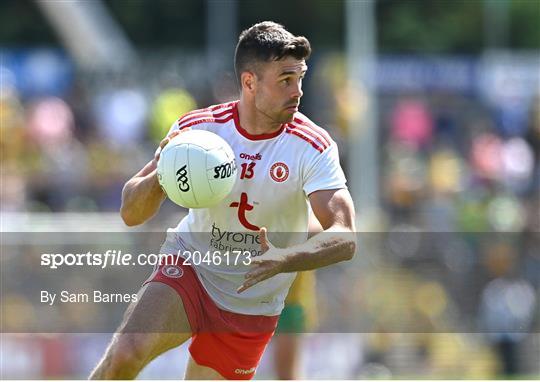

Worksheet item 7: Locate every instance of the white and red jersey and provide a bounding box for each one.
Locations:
[161,101,347,315]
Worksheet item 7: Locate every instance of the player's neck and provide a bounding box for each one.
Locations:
[237,99,282,136]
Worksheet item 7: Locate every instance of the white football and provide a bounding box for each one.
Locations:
[157,130,237,208]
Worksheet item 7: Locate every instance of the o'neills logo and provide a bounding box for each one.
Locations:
[162,265,183,278]
[235,366,256,375]
[240,152,262,161]
[270,162,289,182]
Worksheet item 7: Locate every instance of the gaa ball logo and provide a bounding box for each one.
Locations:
[162,265,183,278]
[270,162,289,183]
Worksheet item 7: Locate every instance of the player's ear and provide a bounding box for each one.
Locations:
[241,71,256,94]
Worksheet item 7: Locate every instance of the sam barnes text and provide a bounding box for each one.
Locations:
[41,290,138,305]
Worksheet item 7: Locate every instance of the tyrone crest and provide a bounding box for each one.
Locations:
[162,265,184,278]
[270,162,289,183]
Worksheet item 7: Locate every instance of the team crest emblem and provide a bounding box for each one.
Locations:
[162,265,183,278]
[270,162,289,183]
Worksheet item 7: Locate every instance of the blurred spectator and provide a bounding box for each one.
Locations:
[479,242,537,376]
[93,87,148,147]
[26,97,88,211]
[390,97,433,149]
[480,277,536,376]
[149,88,196,143]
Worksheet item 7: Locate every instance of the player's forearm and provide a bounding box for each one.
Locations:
[281,227,356,272]
[120,170,166,226]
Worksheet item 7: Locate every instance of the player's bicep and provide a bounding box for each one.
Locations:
[308,188,355,231]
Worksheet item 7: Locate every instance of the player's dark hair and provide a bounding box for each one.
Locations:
[234,21,311,84]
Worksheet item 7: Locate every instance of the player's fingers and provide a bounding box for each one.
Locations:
[237,279,257,293]
[154,147,163,161]
[237,272,269,293]
[245,265,266,279]
[154,137,170,161]
[259,227,267,243]
[237,285,248,293]
[159,130,182,149]
[259,227,269,252]
[155,130,184,160]
[159,137,171,149]
[237,281,253,293]
[168,130,181,140]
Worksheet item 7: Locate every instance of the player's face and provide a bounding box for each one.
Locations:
[254,56,307,124]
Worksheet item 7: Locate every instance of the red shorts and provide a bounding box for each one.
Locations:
[143,258,279,380]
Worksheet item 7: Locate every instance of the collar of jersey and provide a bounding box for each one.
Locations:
[232,101,286,141]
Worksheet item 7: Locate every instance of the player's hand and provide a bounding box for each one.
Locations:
[237,227,289,293]
[153,130,183,163]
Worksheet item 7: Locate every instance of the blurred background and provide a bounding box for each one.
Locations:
[1,0,539,379]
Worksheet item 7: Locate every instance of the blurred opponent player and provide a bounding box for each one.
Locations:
[272,215,321,379]
[90,21,356,380]
[273,272,317,379]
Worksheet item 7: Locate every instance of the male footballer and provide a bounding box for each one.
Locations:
[90,21,356,380]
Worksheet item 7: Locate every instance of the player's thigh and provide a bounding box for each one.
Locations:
[117,282,192,353]
[185,355,226,380]
[273,334,302,372]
